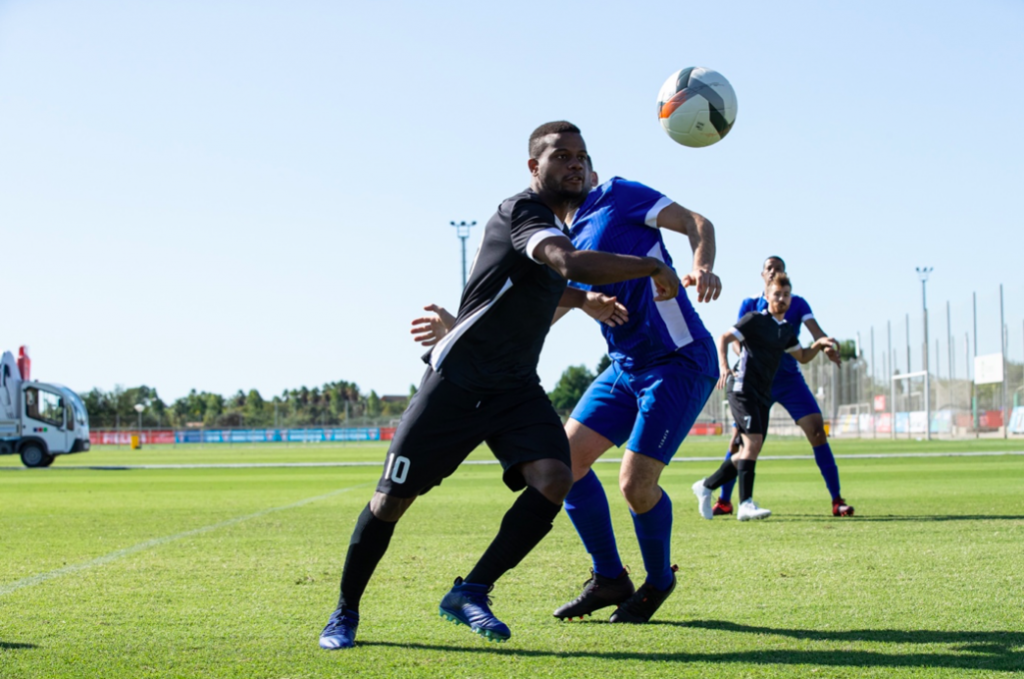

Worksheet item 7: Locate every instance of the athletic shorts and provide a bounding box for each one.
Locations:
[569,345,718,465]
[376,367,571,498]
[728,390,771,437]
[770,370,822,422]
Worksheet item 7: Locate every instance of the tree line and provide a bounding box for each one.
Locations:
[80,380,416,430]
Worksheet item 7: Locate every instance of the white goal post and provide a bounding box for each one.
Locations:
[891,370,931,441]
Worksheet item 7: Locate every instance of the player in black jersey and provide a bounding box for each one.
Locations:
[319,121,682,650]
[692,274,837,521]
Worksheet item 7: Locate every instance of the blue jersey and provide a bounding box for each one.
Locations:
[737,293,814,378]
[569,177,712,372]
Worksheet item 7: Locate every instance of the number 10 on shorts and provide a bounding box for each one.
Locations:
[384,454,411,484]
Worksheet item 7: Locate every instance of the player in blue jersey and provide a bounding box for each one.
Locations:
[411,172,721,625]
[551,174,720,624]
[709,256,853,518]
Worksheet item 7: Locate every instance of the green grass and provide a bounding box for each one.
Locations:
[1,441,1023,678]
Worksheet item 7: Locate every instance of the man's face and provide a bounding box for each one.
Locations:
[767,283,792,316]
[529,132,591,203]
[762,257,785,287]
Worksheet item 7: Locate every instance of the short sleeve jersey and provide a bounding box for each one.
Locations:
[427,189,569,394]
[568,177,712,372]
[737,293,814,378]
[730,310,801,405]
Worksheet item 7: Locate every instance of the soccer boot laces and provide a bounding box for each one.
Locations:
[832,497,855,517]
[319,607,359,650]
[553,568,635,620]
[609,565,678,624]
[439,577,511,642]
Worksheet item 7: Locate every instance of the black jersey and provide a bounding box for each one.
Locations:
[729,310,801,405]
[427,189,570,394]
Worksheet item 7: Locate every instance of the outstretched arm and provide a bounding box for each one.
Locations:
[804,318,841,365]
[655,203,721,303]
[533,236,681,301]
[791,337,840,364]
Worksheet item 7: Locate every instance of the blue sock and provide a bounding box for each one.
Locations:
[564,470,623,578]
[813,443,841,499]
[719,451,736,503]
[630,491,674,590]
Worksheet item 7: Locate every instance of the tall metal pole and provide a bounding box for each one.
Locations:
[946,301,953,381]
[906,313,911,375]
[871,326,876,437]
[972,292,978,432]
[916,267,932,375]
[451,220,477,290]
[1000,284,1007,439]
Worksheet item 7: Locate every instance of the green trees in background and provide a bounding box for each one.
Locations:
[548,355,611,415]
[81,379,413,429]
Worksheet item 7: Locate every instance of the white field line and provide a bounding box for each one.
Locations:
[2,450,1023,471]
[0,482,370,598]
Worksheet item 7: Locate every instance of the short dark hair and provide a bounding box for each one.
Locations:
[764,255,786,271]
[529,121,581,158]
[771,273,792,290]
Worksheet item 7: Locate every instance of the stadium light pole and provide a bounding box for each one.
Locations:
[916,267,932,376]
[451,220,477,290]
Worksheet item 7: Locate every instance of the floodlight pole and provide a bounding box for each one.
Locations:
[451,220,477,290]
[916,267,932,375]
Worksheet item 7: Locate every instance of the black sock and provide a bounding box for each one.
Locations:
[704,459,738,490]
[737,459,757,502]
[337,503,397,612]
[465,487,562,586]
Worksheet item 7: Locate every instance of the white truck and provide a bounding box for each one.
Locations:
[1,349,91,467]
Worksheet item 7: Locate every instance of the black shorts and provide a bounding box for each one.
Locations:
[728,390,771,437]
[376,367,571,498]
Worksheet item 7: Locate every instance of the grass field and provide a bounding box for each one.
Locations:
[2,439,1023,678]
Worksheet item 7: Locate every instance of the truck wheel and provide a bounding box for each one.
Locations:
[20,444,54,468]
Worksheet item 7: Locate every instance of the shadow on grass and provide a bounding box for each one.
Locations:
[779,514,1024,523]
[360,621,1024,671]
[0,641,37,650]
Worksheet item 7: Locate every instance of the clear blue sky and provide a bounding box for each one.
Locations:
[2,0,1022,401]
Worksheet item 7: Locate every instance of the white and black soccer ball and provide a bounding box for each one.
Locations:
[656,67,737,148]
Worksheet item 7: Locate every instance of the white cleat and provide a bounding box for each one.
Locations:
[692,479,714,520]
[737,500,772,521]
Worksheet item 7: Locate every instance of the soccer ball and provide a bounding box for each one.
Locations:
[656,67,737,148]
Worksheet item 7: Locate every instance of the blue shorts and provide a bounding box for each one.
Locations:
[570,341,718,464]
[770,370,822,422]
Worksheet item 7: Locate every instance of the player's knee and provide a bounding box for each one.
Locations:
[523,459,573,503]
[618,475,654,505]
[370,492,414,522]
[807,428,827,446]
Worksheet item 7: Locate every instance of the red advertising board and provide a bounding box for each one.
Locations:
[873,395,886,412]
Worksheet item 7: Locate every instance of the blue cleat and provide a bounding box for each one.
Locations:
[319,607,359,650]
[438,577,511,642]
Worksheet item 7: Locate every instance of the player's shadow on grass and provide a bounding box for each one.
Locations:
[0,641,37,650]
[779,514,1024,522]
[361,622,1024,672]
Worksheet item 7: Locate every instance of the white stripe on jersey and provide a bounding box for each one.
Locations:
[430,277,514,369]
[644,196,674,228]
[526,227,569,263]
[731,328,745,342]
[647,241,694,348]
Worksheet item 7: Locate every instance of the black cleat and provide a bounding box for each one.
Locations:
[553,569,635,620]
[609,565,678,623]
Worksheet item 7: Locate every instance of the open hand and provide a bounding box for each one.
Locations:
[410,304,455,346]
[582,292,629,327]
[817,337,841,365]
[682,269,722,303]
[716,366,734,391]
